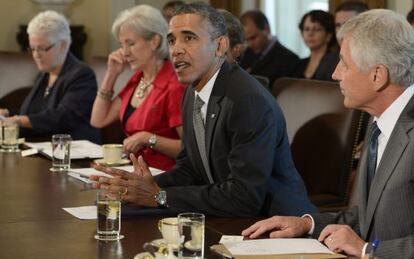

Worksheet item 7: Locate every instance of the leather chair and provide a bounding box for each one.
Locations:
[252,74,270,89]
[89,56,134,144]
[0,51,37,100]
[272,77,369,211]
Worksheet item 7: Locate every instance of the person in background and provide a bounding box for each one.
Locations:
[334,1,368,35]
[0,10,100,143]
[91,2,316,217]
[239,10,299,87]
[242,9,414,259]
[293,10,339,81]
[217,9,245,64]
[162,0,185,22]
[90,5,185,171]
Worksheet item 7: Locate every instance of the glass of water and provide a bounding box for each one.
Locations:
[50,134,71,172]
[178,213,205,259]
[95,190,124,241]
[1,121,20,152]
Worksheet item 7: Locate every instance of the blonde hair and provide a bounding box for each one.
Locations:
[112,5,168,59]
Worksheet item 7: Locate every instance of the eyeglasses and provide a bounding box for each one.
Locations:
[27,42,57,54]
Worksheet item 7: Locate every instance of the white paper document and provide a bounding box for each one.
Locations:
[68,166,165,183]
[224,238,334,255]
[63,206,97,220]
[25,140,103,159]
[219,235,244,244]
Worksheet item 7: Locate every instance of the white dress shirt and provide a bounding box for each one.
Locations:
[194,69,220,124]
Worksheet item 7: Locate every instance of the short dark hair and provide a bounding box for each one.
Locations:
[299,10,337,51]
[218,9,244,48]
[174,2,227,39]
[240,10,269,30]
[163,1,185,11]
[335,1,369,14]
[407,8,414,24]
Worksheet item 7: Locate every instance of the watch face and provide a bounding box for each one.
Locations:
[156,190,167,206]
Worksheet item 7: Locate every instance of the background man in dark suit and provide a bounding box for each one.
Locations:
[239,10,299,87]
[93,2,316,217]
[242,9,414,258]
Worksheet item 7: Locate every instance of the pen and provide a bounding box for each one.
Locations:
[369,239,380,259]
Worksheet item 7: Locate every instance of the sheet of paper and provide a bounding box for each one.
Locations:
[68,166,165,182]
[25,140,103,159]
[62,206,97,219]
[220,235,244,244]
[224,238,334,255]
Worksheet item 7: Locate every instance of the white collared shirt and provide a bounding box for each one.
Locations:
[194,69,220,124]
[375,84,414,167]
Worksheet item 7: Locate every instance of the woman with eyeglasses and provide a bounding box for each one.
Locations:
[293,10,339,81]
[90,5,185,171]
[0,10,101,143]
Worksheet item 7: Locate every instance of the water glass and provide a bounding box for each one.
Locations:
[95,190,124,241]
[50,134,71,172]
[1,121,20,152]
[178,213,205,259]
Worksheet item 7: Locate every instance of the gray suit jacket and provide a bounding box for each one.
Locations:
[312,95,414,258]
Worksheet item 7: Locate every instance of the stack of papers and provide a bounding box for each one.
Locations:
[212,238,346,259]
[25,140,103,159]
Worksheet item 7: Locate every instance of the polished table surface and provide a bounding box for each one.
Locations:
[0,151,258,259]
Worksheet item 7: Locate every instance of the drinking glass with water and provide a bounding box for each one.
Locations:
[50,134,71,172]
[95,190,124,241]
[178,213,205,259]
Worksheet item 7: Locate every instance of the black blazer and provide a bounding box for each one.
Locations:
[155,62,316,217]
[240,41,300,87]
[293,52,339,81]
[20,53,101,143]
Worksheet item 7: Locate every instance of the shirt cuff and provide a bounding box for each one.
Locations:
[302,214,315,235]
[362,242,369,258]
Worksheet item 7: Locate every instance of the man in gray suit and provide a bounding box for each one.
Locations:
[242,9,414,258]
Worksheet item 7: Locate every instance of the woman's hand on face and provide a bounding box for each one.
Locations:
[107,49,126,76]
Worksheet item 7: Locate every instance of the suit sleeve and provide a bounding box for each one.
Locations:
[157,93,282,216]
[365,235,414,258]
[27,66,97,135]
[311,206,360,238]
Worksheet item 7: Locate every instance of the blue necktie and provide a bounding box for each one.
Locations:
[366,122,381,199]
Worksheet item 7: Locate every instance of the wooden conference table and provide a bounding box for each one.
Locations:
[0,151,260,259]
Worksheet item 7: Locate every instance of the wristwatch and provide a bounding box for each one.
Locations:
[148,134,157,149]
[154,189,168,207]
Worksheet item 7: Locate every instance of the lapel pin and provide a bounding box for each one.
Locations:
[211,113,216,119]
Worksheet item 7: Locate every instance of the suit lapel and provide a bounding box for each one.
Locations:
[362,97,414,239]
[205,63,229,158]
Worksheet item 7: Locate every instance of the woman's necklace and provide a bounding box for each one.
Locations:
[135,77,153,99]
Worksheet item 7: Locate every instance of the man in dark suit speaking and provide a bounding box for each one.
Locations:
[242,9,414,258]
[93,2,316,217]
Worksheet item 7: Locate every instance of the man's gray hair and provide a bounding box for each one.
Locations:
[174,2,227,40]
[27,10,71,48]
[338,9,414,87]
[112,5,168,59]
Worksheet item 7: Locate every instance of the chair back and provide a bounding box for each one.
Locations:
[273,78,368,209]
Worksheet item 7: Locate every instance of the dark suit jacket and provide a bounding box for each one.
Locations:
[240,41,299,87]
[20,53,101,144]
[292,52,339,82]
[311,95,414,258]
[155,62,316,217]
